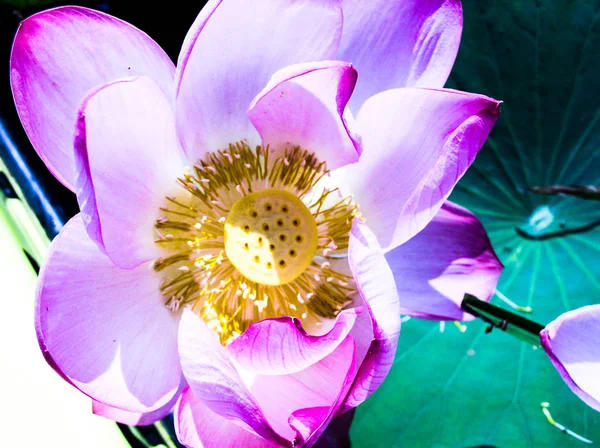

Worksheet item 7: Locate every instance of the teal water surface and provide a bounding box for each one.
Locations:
[352,1,600,446]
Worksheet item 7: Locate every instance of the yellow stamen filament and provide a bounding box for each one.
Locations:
[153,142,358,343]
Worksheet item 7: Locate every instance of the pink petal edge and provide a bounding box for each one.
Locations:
[36,214,182,414]
[175,387,276,448]
[178,309,289,446]
[178,309,359,446]
[92,377,187,426]
[345,87,501,252]
[175,0,343,162]
[228,307,360,375]
[540,305,600,412]
[248,61,361,170]
[74,76,184,269]
[342,220,401,410]
[338,0,463,111]
[386,201,503,321]
[10,6,174,190]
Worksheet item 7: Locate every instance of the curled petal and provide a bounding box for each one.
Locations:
[228,308,359,375]
[175,0,342,160]
[386,201,502,321]
[178,309,357,446]
[252,336,356,445]
[342,220,401,410]
[10,6,174,190]
[175,387,276,448]
[338,0,462,110]
[74,76,184,269]
[540,305,600,412]
[345,88,501,252]
[248,61,360,170]
[36,215,181,414]
[178,309,288,445]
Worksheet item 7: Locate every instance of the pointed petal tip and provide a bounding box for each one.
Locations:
[349,87,502,251]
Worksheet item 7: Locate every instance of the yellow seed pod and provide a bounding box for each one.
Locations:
[224,188,318,285]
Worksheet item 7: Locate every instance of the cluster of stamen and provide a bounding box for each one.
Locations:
[153,142,358,343]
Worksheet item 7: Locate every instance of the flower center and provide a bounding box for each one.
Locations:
[153,142,358,343]
[224,189,318,286]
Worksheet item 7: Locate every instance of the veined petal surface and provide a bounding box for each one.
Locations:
[175,0,342,161]
[386,201,502,321]
[228,308,359,376]
[345,87,500,252]
[178,309,357,446]
[248,61,360,170]
[338,0,463,111]
[74,76,184,269]
[36,215,181,414]
[10,6,175,190]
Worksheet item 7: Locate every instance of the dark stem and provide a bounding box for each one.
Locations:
[461,294,545,347]
[528,185,600,201]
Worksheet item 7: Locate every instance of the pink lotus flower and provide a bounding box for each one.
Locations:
[11,1,503,446]
[541,305,600,412]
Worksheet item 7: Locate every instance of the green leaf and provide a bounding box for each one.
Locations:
[351,1,600,446]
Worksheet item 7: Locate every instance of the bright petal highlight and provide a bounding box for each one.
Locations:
[248,61,360,169]
[36,215,181,413]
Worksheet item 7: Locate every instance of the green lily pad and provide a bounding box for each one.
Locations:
[351,1,600,446]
